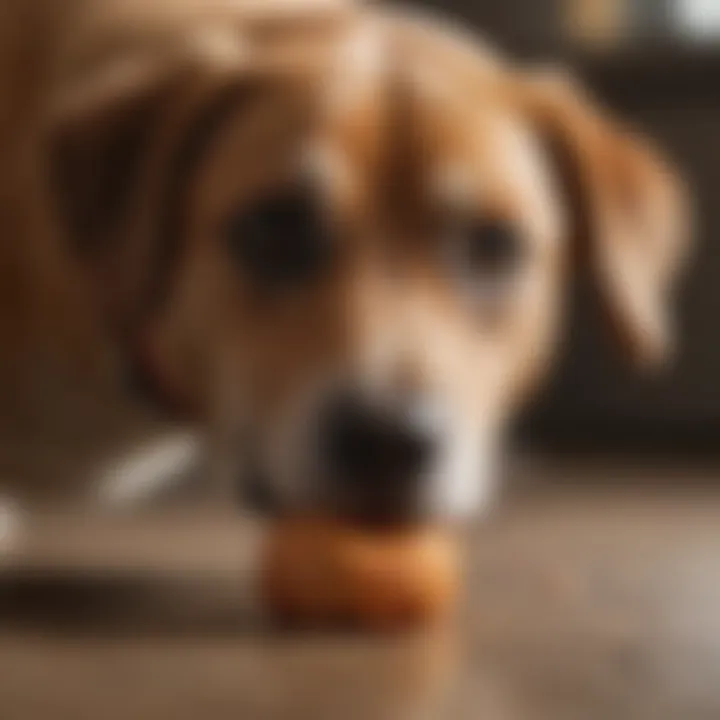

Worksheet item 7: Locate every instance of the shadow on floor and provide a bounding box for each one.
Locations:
[0,567,265,639]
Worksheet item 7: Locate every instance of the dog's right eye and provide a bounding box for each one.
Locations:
[442,217,526,282]
[225,185,333,289]
[464,219,525,277]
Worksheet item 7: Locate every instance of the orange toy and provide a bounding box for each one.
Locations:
[261,517,459,630]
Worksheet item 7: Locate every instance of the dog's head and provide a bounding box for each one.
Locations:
[45,4,690,521]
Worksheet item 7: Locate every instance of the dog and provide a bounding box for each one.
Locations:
[0,0,690,537]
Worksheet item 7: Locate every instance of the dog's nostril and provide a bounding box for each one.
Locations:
[323,397,435,484]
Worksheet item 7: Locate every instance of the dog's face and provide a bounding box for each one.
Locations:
[48,6,689,521]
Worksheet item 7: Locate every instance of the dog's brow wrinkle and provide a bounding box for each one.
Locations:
[186,26,249,68]
[342,22,385,76]
[301,142,346,186]
[411,62,453,104]
[328,22,386,111]
[433,164,476,211]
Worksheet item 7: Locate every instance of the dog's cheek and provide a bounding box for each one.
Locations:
[500,267,565,412]
[138,252,239,415]
[135,306,214,418]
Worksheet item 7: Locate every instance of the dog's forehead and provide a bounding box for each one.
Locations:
[313,16,562,242]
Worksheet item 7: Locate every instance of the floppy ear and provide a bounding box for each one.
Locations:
[42,28,254,329]
[42,2,354,332]
[46,26,256,255]
[527,71,692,368]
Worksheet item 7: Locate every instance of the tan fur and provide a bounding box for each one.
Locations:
[0,0,690,508]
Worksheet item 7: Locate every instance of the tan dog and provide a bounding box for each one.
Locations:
[0,0,689,526]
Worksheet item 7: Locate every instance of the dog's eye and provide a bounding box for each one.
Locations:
[464,220,524,276]
[442,218,527,313]
[226,185,333,289]
[444,218,525,280]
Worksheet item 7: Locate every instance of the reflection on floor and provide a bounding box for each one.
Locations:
[2,467,720,720]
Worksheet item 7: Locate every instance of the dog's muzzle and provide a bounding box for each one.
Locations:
[316,391,440,523]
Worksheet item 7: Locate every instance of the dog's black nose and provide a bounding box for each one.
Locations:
[320,393,437,518]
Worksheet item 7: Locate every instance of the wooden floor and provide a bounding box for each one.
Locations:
[2,468,720,719]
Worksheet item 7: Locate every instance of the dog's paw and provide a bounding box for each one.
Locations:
[95,431,203,508]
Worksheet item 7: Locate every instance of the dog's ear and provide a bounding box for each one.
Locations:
[45,28,248,257]
[526,71,691,368]
[42,31,255,333]
[43,3,353,330]
[45,0,355,260]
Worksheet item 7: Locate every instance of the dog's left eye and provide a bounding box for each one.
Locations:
[463,219,525,276]
[442,218,527,310]
[226,185,333,289]
[444,218,525,279]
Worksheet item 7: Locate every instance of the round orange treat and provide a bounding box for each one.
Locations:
[261,517,459,630]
